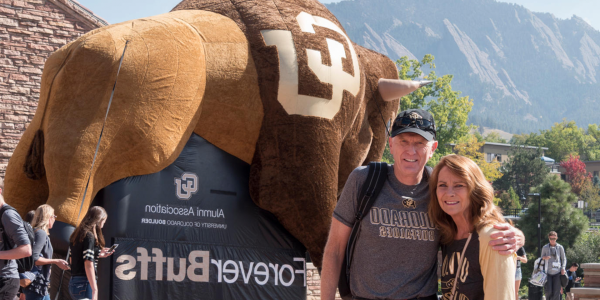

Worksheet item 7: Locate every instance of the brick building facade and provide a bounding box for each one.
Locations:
[0,0,105,176]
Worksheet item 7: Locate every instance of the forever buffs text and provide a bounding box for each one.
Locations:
[115,248,307,286]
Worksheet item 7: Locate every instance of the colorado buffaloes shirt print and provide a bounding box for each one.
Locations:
[370,196,437,242]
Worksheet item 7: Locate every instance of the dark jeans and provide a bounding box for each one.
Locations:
[0,277,20,300]
[23,288,50,300]
[545,273,562,300]
[69,276,93,300]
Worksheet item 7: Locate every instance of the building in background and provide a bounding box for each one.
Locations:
[558,160,600,180]
[480,142,548,164]
[0,0,106,176]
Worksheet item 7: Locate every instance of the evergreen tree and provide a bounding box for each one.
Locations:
[517,174,588,259]
[498,187,521,210]
[494,146,549,200]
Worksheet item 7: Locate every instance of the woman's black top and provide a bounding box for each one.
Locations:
[26,229,53,295]
[516,247,526,269]
[69,232,99,277]
[441,231,484,300]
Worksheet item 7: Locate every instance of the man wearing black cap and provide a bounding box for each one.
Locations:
[320,109,523,300]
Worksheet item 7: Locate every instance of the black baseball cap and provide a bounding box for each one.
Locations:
[390,109,436,141]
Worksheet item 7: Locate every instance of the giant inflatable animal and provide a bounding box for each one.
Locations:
[5,0,426,268]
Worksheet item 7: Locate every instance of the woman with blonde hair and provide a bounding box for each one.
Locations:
[22,204,69,300]
[68,206,114,300]
[429,155,516,300]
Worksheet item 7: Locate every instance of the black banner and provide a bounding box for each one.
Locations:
[91,133,307,299]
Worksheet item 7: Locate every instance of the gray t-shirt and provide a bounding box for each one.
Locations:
[333,165,439,299]
[0,208,31,278]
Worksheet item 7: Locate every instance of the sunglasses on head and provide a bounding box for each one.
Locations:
[395,117,433,128]
[393,117,435,135]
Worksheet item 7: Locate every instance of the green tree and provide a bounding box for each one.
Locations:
[517,174,588,260]
[453,135,502,182]
[580,179,600,211]
[494,147,549,200]
[483,132,507,143]
[510,122,600,162]
[586,124,600,160]
[542,120,595,161]
[382,55,473,166]
[498,187,521,210]
[509,133,530,145]
[566,231,600,272]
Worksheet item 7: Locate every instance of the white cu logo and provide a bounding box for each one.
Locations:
[261,12,361,120]
[174,172,198,200]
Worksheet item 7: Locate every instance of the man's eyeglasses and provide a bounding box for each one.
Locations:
[549,237,557,240]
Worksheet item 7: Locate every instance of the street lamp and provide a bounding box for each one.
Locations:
[529,193,542,257]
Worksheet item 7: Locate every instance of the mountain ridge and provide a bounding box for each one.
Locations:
[326,0,600,133]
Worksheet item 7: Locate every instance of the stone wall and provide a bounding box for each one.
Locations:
[0,0,102,176]
[307,262,342,300]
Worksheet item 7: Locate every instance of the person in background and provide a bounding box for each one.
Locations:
[542,231,566,300]
[23,212,34,225]
[22,205,69,300]
[68,207,114,300]
[515,246,527,299]
[0,177,32,300]
[18,210,36,300]
[429,155,516,300]
[18,210,35,300]
[565,262,581,300]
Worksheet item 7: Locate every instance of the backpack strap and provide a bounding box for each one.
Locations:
[0,204,15,249]
[344,162,388,281]
[425,166,433,179]
[0,205,16,266]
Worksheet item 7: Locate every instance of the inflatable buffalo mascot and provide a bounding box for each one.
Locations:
[4,0,427,299]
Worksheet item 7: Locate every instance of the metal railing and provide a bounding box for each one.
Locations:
[502,208,523,218]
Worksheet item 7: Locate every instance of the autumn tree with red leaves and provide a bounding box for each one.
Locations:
[560,155,592,195]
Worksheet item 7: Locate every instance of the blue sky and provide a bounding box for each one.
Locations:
[77,0,600,31]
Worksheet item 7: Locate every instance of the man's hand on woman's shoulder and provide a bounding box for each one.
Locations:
[487,223,525,255]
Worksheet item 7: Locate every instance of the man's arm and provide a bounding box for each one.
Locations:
[541,245,549,260]
[320,218,351,300]
[560,246,567,274]
[0,209,31,259]
[487,223,525,255]
[0,244,31,260]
